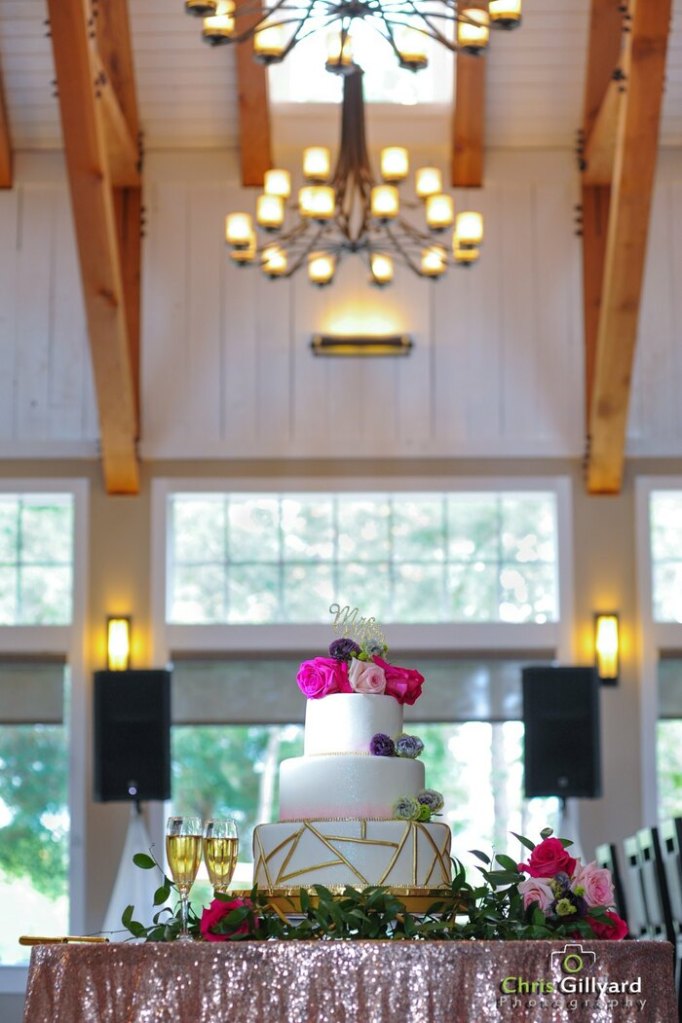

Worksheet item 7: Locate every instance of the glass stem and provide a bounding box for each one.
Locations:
[180,891,190,938]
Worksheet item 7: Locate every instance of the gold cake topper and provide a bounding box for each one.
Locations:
[329,603,385,649]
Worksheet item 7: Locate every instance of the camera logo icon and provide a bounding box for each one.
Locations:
[551,943,597,975]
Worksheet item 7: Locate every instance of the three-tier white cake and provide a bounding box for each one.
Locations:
[253,686,452,891]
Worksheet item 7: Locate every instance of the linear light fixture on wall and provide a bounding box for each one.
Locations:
[311,334,413,357]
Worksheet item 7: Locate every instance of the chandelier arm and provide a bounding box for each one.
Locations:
[401,0,459,50]
[381,223,424,276]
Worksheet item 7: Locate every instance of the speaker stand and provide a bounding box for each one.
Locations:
[558,797,584,862]
[101,802,162,940]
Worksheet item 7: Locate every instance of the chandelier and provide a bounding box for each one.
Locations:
[185,0,521,71]
[224,67,483,286]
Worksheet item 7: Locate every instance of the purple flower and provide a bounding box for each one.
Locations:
[370,733,395,757]
[395,733,424,759]
[329,637,362,662]
[417,789,444,812]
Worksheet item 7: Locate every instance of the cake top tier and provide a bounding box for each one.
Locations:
[303,692,404,755]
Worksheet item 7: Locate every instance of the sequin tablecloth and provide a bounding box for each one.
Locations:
[22,940,677,1023]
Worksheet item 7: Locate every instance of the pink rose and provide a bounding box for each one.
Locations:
[519,837,577,879]
[373,656,424,705]
[296,657,351,699]
[348,658,386,694]
[584,911,628,940]
[518,876,555,912]
[200,897,255,942]
[572,861,615,908]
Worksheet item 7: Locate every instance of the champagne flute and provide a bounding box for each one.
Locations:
[204,818,239,894]
[166,815,203,941]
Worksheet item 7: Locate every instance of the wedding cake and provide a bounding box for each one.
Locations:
[252,607,452,891]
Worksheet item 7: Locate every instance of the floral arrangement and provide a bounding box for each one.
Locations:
[123,828,627,943]
[297,636,424,705]
[393,789,444,823]
[513,833,628,939]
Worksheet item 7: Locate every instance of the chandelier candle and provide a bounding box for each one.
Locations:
[223,68,485,285]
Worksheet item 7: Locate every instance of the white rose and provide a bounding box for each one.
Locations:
[348,659,387,695]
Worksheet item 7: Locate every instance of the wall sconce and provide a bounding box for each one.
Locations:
[594,613,619,685]
[107,616,132,671]
[311,334,413,357]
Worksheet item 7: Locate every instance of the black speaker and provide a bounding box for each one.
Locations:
[94,669,171,802]
[522,666,602,799]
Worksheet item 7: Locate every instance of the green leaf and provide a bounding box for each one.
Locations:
[495,853,520,872]
[511,832,536,852]
[469,848,491,865]
[132,853,156,870]
[153,884,171,906]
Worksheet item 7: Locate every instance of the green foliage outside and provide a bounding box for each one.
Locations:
[0,725,69,897]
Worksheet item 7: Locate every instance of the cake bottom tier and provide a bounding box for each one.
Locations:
[253,819,452,890]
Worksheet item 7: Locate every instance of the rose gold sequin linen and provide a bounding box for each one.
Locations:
[22,940,677,1023]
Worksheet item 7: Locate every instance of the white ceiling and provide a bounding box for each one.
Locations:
[2,0,682,154]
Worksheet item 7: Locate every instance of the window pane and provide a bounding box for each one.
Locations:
[168,491,559,625]
[172,496,225,563]
[337,498,390,561]
[393,563,445,621]
[650,492,682,621]
[0,495,74,625]
[391,498,445,563]
[657,720,682,820]
[228,497,280,563]
[0,721,69,965]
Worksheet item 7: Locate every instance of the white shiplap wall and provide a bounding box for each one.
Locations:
[140,149,585,459]
[0,157,98,457]
[4,149,682,460]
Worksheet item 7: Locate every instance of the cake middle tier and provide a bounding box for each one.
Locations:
[279,754,425,820]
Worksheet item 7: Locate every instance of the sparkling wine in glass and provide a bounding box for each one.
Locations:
[166,815,203,941]
[203,818,239,894]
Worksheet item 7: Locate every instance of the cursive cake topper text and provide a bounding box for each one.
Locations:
[329,603,385,648]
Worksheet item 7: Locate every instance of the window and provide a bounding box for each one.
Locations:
[0,663,69,965]
[0,486,84,975]
[268,22,453,105]
[167,491,559,625]
[649,490,682,622]
[0,494,74,625]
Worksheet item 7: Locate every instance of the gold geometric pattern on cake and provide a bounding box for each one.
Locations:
[253,820,451,890]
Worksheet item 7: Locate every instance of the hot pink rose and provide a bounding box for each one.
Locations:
[519,837,577,879]
[572,861,615,908]
[296,657,351,699]
[200,897,255,942]
[373,656,424,705]
[348,658,386,694]
[585,911,628,940]
[518,876,555,912]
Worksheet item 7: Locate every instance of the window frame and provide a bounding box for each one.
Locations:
[0,479,88,993]
[635,476,682,824]
[152,476,574,661]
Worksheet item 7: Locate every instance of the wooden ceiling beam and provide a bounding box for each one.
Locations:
[582,77,622,186]
[0,59,12,188]
[451,1,486,187]
[235,0,272,186]
[47,0,139,494]
[580,0,624,430]
[94,53,140,188]
[585,0,672,494]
